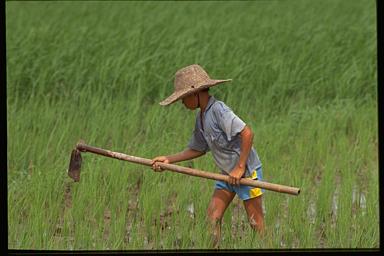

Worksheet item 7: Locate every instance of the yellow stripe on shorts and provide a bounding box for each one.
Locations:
[251,169,258,179]
[249,170,263,198]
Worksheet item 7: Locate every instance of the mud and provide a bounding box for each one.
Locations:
[307,199,316,225]
[54,180,74,246]
[231,197,246,241]
[186,203,195,220]
[158,192,179,231]
[355,166,369,217]
[103,208,111,241]
[64,182,72,208]
[317,218,327,248]
[279,197,289,248]
[124,177,142,246]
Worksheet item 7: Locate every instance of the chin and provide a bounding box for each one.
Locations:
[184,105,195,110]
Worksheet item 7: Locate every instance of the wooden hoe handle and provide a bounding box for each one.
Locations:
[76,142,300,196]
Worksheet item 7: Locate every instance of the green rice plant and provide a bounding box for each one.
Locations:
[7,0,377,250]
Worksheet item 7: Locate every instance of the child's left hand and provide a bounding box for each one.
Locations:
[228,165,246,186]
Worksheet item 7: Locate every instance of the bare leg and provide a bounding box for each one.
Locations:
[206,189,236,248]
[243,195,265,236]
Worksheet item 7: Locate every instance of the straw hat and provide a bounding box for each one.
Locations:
[160,64,232,106]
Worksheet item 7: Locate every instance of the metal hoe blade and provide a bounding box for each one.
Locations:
[68,149,82,182]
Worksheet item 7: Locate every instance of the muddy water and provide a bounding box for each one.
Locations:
[97,170,369,249]
[307,199,317,225]
[359,193,366,216]
[331,172,341,229]
[304,171,369,248]
[352,185,367,217]
[186,203,195,220]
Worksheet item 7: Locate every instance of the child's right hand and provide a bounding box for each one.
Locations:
[151,156,170,172]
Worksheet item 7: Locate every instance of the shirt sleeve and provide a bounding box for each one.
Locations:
[213,102,246,141]
[187,114,210,153]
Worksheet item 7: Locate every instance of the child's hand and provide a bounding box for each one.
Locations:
[151,156,170,172]
[229,165,246,186]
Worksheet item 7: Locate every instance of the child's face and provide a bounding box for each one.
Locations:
[181,94,198,110]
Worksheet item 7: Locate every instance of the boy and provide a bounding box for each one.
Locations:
[151,64,264,248]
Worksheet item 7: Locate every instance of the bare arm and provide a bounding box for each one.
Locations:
[237,125,254,168]
[228,125,254,185]
[151,148,205,171]
[165,148,205,163]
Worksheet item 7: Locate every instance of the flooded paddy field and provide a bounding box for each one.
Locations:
[7,0,378,250]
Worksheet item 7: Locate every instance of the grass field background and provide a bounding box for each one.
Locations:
[7,0,378,250]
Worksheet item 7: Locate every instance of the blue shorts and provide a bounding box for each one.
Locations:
[215,167,264,201]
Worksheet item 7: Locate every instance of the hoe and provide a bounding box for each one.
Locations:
[68,140,300,196]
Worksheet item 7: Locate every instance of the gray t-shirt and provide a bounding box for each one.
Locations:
[188,96,262,177]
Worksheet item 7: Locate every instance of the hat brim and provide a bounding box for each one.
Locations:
[159,79,232,106]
